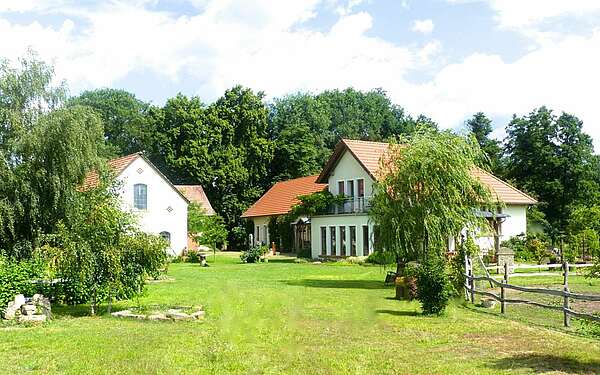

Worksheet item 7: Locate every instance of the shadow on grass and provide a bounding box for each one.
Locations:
[490,354,600,374]
[268,259,297,264]
[285,279,386,289]
[375,309,420,317]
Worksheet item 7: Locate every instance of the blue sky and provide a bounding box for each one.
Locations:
[1,0,600,146]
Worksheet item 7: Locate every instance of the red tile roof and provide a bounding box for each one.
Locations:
[318,139,537,205]
[80,153,141,190]
[241,175,327,218]
[176,185,216,215]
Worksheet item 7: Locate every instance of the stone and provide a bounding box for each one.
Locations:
[190,310,205,319]
[21,304,37,316]
[18,314,46,323]
[111,309,133,317]
[13,294,26,309]
[147,313,169,321]
[166,310,191,320]
[481,299,497,309]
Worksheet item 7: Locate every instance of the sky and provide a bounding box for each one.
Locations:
[1,0,600,147]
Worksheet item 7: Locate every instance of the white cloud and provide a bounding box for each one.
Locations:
[1,0,600,149]
[449,0,600,29]
[411,19,434,34]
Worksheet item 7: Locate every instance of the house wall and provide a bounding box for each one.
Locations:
[475,204,529,251]
[251,216,271,246]
[327,150,375,197]
[117,157,188,256]
[310,214,375,258]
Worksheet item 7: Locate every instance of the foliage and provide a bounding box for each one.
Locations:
[69,88,155,158]
[188,203,228,250]
[369,130,493,273]
[289,190,345,218]
[568,229,599,262]
[448,237,479,295]
[504,107,600,238]
[365,250,396,265]
[40,179,167,314]
[502,233,550,263]
[0,53,104,258]
[150,87,274,249]
[240,245,268,263]
[0,255,45,310]
[465,112,502,174]
[415,258,452,315]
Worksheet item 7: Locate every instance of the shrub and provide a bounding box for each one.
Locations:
[0,256,45,310]
[366,251,395,265]
[240,245,268,263]
[415,258,451,315]
[187,249,201,264]
[297,247,312,259]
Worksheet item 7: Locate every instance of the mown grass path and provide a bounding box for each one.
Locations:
[1,254,600,374]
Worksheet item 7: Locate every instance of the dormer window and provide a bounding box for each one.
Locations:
[134,183,147,210]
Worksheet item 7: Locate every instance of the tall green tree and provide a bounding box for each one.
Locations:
[370,131,493,273]
[0,53,104,257]
[69,88,155,158]
[504,107,599,237]
[465,112,502,173]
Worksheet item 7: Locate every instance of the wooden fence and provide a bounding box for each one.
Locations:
[464,257,600,327]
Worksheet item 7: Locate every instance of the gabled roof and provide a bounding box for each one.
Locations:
[80,153,190,203]
[176,185,215,215]
[317,139,389,183]
[317,138,537,205]
[241,175,327,218]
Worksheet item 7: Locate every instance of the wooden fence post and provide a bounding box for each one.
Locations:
[563,261,570,327]
[501,262,508,314]
[464,254,470,301]
[469,258,475,304]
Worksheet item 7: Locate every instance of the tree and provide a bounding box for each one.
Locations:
[504,107,599,238]
[152,87,274,249]
[188,203,228,250]
[41,177,167,315]
[69,88,156,158]
[0,53,104,258]
[465,112,502,173]
[369,131,494,274]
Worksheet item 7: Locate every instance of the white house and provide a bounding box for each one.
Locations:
[82,153,190,256]
[243,139,537,258]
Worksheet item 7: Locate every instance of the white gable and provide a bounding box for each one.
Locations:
[327,149,375,196]
[117,157,188,256]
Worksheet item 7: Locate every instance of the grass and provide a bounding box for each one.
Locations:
[1,253,599,374]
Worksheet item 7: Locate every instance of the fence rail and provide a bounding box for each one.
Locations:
[465,258,600,327]
[485,263,594,272]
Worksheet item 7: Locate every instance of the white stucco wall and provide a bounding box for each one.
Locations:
[475,204,529,250]
[310,214,374,258]
[251,216,270,245]
[327,150,374,197]
[117,157,188,256]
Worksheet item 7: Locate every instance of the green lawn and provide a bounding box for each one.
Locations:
[1,254,600,374]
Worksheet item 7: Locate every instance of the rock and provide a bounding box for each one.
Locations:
[13,294,26,309]
[147,313,169,321]
[21,304,37,316]
[18,314,46,323]
[111,309,133,317]
[481,299,497,309]
[166,309,191,320]
[190,310,205,319]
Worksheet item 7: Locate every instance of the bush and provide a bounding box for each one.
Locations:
[366,251,395,265]
[0,256,45,310]
[187,249,201,263]
[240,245,268,263]
[415,258,451,315]
[297,247,312,259]
[502,233,550,263]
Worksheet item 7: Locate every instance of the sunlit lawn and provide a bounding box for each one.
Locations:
[1,253,600,374]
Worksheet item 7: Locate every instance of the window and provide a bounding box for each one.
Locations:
[340,226,347,256]
[347,180,354,197]
[357,179,365,197]
[362,225,369,256]
[263,225,268,244]
[321,227,327,255]
[133,184,147,210]
[338,181,345,196]
[255,225,260,243]
[350,226,356,256]
[160,231,171,245]
[330,227,336,256]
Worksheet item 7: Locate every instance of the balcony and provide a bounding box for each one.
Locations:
[324,196,371,215]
